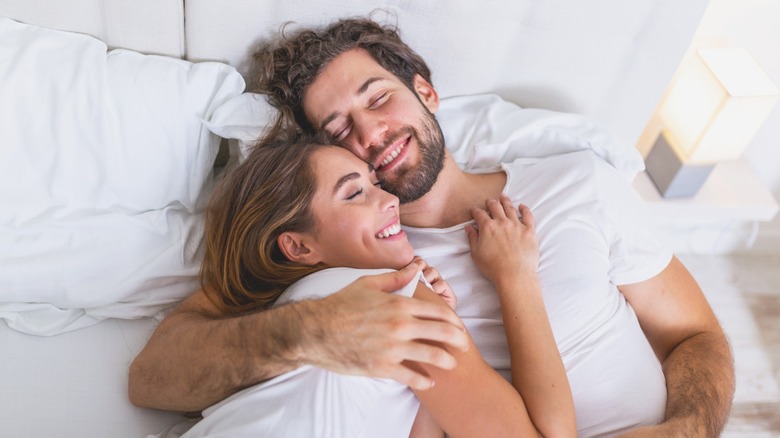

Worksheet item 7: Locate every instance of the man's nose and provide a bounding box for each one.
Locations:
[354,111,388,151]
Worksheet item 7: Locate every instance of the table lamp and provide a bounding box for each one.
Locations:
[646,48,780,198]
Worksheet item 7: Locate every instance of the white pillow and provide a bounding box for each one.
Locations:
[205,93,643,180]
[437,94,644,180]
[205,93,276,162]
[0,17,246,335]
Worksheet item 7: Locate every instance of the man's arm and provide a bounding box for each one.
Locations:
[618,256,735,437]
[129,266,470,412]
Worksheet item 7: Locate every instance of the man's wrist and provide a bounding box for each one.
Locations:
[270,298,324,367]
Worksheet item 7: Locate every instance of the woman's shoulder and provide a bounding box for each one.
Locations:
[273,267,404,307]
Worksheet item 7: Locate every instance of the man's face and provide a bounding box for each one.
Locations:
[302,48,445,204]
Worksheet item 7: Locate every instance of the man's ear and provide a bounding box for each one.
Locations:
[277,232,322,266]
[413,74,439,113]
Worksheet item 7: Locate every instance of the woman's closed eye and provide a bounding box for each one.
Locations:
[345,180,382,200]
[345,188,364,200]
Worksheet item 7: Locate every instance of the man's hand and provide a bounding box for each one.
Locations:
[130,264,469,411]
[299,264,470,390]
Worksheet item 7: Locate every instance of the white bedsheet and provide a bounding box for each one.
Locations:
[0,317,185,437]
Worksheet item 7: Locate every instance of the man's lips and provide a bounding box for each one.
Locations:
[374,135,411,172]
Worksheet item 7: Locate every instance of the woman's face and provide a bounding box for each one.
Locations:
[302,146,415,270]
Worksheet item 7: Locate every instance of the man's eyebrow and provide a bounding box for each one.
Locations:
[318,77,386,131]
[357,76,384,95]
[320,112,340,131]
[333,172,361,194]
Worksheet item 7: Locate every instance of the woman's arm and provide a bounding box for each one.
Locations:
[409,405,444,438]
[464,196,576,437]
[410,283,543,437]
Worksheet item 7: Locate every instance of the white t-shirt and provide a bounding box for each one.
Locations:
[406,150,672,437]
[180,268,422,438]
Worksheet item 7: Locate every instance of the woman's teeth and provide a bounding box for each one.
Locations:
[380,143,405,168]
[376,223,402,239]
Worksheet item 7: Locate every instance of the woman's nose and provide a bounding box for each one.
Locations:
[377,185,399,211]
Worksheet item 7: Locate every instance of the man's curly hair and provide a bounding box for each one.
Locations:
[249,17,432,136]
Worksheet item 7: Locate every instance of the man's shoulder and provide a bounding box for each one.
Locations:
[501,150,634,210]
[504,150,614,185]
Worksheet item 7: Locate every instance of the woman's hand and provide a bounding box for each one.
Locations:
[465,195,539,288]
[408,257,457,310]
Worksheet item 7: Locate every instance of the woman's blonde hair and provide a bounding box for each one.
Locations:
[200,134,327,314]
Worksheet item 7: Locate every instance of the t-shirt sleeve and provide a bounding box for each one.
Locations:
[592,157,673,285]
[273,267,424,307]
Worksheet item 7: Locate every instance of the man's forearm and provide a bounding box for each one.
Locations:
[129,268,471,412]
[129,300,311,412]
[660,330,735,436]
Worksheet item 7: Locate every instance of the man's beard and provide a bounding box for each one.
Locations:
[371,108,445,204]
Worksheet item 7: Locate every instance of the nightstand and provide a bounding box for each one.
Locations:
[632,159,779,254]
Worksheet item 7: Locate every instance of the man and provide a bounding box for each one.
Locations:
[130,18,734,436]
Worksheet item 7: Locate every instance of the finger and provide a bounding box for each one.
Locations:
[407,256,425,271]
[465,223,478,249]
[430,279,447,296]
[361,265,419,293]
[384,293,466,333]
[500,195,519,223]
[396,315,470,352]
[470,206,492,228]
[423,267,440,285]
[485,198,506,220]
[386,364,436,391]
[406,257,426,272]
[391,340,460,371]
[518,204,535,230]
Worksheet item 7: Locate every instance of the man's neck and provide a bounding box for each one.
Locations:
[400,152,507,229]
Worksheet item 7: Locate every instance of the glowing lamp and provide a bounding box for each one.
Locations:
[646,48,780,198]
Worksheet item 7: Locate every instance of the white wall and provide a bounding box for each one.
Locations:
[637,0,780,254]
[696,0,780,253]
[694,0,780,187]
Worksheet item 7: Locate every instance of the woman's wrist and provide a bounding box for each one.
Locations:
[491,267,539,292]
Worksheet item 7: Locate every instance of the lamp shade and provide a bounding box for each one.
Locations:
[658,48,779,164]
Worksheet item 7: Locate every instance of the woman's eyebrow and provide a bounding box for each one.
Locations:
[333,172,360,194]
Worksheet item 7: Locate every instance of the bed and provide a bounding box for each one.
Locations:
[0,0,709,436]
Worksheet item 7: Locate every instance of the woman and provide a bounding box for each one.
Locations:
[185,134,574,437]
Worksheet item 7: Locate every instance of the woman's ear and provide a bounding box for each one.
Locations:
[277,232,322,266]
[413,74,439,113]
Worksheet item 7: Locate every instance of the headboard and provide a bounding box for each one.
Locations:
[0,0,708,149]
[0,0,184,57]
